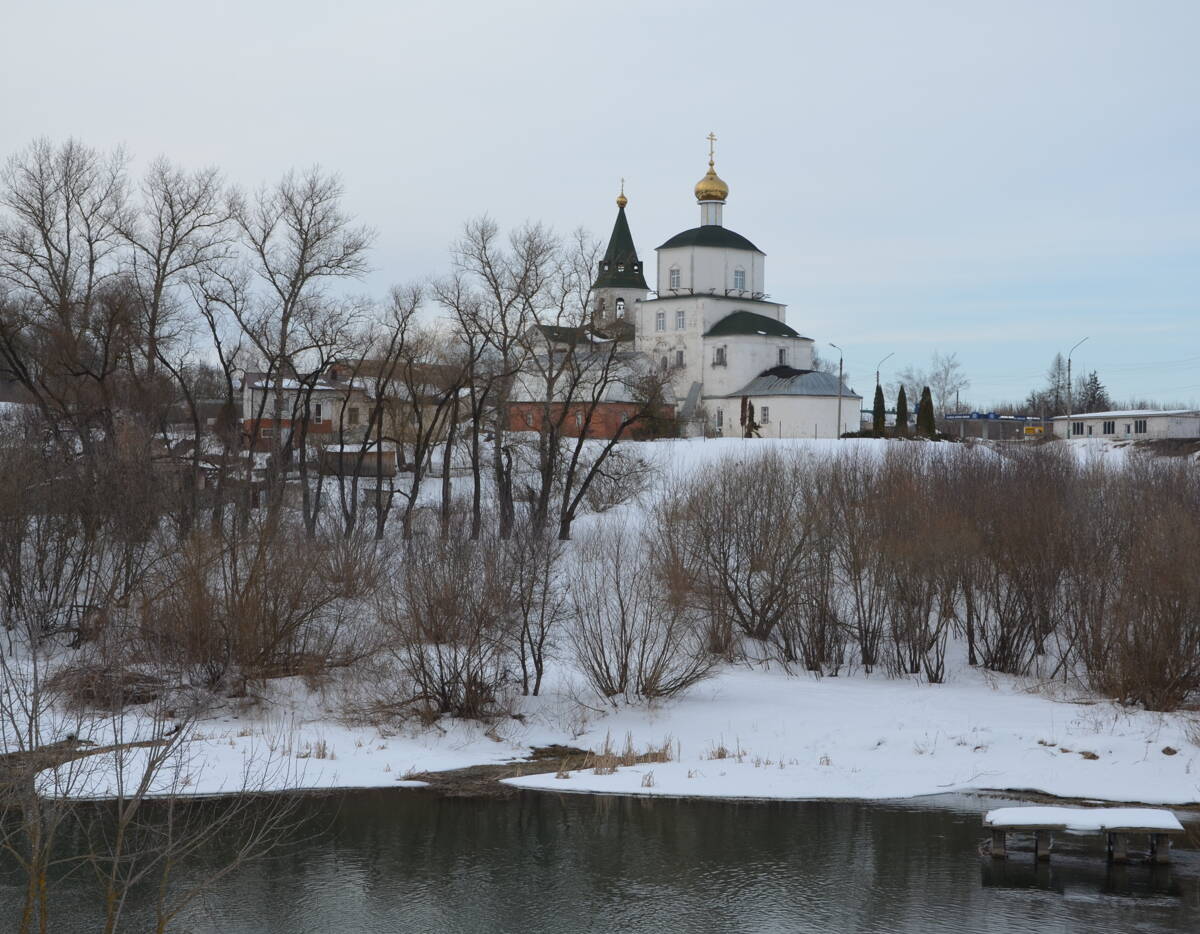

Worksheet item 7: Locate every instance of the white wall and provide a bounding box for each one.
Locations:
[707,393,861,439]
[1053,413,1200,440]
[702,334,814,397]
[657,245,766,296]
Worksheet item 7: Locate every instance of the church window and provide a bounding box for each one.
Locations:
[778,347,786,366]
[525,411,534,427]
[575,411,583,428]
[313,403,323,423]
[617,264,625,272]
[761,406,770,424]
[660,355,668,371]
[716,409,723,428]
[675,350,684,368]
[675,309,685,329]
[616,298,625,318]
[714,346,726,366]
[669,268,680,289]
[1102,420,1114,434]
[734,268,746,291]
[1135,419,1148,434]
[655,311,665,331]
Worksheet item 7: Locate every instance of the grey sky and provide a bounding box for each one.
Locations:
[3,1,1197,405]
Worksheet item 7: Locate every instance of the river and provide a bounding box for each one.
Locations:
[6,790,1199,932]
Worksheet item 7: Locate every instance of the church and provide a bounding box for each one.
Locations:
[592,139,860,438]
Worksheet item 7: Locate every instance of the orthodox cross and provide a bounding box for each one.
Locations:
[707,132,717,162]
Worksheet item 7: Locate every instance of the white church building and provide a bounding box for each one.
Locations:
[591,142,860,438]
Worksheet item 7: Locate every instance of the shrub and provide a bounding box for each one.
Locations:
[569,523,714,704]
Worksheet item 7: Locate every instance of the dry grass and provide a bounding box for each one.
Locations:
[582,731,675,775]
[705,736,745,762]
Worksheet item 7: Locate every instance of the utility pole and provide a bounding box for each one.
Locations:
[1066,336,1089,436]
[830,342,845,438]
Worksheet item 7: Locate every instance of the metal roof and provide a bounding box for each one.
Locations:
[726,366,861,399]
[703,310,803,339]
[657,226,762,253]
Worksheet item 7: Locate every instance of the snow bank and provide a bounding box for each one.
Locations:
[502,663,1200,805]
[984,806,1184,832]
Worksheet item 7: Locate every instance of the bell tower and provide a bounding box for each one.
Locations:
[592,181,649,336]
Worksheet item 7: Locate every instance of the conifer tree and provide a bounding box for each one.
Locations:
[1079,370,1112,413]
[916,386,936,437]
[895,385,909,435]
[872,384,885,437]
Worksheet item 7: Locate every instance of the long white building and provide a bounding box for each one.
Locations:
[590,144,860,438]
[1052,409,1200,440]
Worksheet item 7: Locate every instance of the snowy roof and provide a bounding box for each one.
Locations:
[322,442,397,452]
[1050,409,1200,420]
[727,366,861,400]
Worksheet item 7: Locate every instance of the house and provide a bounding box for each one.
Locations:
[240,369,369,451]
[1052,409,1200,440]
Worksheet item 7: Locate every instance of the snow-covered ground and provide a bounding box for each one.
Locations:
[86,650,1197,807]
[26,437,1200,806]
[504,663,1200,804]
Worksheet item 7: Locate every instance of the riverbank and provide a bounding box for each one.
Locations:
[69,652,1195,808]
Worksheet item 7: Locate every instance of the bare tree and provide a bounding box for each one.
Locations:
[452,218,556,538]
[226,166,374,493]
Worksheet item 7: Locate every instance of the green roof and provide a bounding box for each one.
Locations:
[703,310,801,339]
[593,205,648,290]
[657,226,762,253]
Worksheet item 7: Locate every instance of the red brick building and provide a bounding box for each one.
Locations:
[508,400,673,439]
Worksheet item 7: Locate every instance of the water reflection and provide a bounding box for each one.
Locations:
[4,790,1197,933]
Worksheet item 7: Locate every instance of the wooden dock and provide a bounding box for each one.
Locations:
[983,806,1185,864]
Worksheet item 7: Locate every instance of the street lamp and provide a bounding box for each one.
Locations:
[830,342,844,438]
[1066,336,1089,434]
[875,352,894,389]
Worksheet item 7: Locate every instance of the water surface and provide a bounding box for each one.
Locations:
[8,790,1199,932]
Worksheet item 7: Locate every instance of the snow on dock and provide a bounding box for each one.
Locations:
[984,806,1184,833]
[983,806,1183,863]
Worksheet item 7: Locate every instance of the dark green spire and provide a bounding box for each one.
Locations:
[593,196,648,291]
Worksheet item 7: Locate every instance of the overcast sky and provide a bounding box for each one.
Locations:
[3,1,1197,406]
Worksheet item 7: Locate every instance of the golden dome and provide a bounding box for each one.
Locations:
[694,159,729,202]
[616,179,627,209]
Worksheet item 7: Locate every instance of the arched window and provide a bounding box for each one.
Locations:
[660,355,668,371]
[615,297,625,318]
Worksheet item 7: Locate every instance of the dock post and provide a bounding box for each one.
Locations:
[1035,830,1052,862]
[1108,832,1128,864]
[1150,833,1171,865]
[990,829,1006,859]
